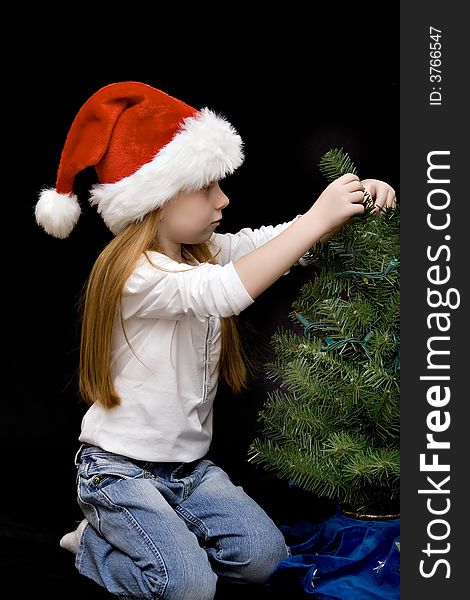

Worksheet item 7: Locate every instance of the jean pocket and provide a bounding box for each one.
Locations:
[80,451,145,490]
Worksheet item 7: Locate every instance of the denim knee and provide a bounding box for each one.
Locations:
[235,526,289,585]
[162,557,217,600]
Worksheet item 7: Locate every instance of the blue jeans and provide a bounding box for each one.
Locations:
[74,444,288,599]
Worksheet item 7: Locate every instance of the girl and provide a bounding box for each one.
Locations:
[35,81,396,600]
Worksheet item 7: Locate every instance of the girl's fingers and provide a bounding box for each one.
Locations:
[352,190,366,203]
[347,177,363,188]
[339,172,361,184]
[370,190,397,214]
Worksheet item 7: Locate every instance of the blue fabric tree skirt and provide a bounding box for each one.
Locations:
[268,510,400,598]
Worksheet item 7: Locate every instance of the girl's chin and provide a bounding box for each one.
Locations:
[184,232,213,245]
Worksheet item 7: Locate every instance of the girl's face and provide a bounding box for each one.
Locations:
[159,182,230,249]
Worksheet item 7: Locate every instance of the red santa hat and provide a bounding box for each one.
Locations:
[35,81,244,238]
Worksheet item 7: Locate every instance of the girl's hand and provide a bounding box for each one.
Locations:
[361,179,397,214]
[312,173,366,237]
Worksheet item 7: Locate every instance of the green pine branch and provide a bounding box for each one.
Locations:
[248,148,400,516]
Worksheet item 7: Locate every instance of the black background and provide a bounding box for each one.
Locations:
[1,3,399,598]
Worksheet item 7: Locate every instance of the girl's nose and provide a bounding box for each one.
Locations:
[215,184,230,209]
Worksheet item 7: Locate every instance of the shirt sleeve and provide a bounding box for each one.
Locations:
[122,253,254,321]
[208,216,302,265]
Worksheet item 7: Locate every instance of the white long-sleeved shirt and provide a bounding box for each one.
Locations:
[79,218,299,462]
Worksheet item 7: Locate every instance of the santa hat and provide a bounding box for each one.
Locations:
[35,81,244,238]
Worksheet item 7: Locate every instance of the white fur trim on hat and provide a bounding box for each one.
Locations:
[90,108,244,235]
[35,189,81,239]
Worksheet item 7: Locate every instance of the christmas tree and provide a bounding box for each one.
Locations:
[248,148,400,516]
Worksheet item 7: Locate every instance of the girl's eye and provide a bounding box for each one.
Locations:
[202,183,213,193]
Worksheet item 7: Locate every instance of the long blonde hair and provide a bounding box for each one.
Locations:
[79,208,247,409]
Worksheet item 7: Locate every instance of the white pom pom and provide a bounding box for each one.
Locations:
[35,188,81,239]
